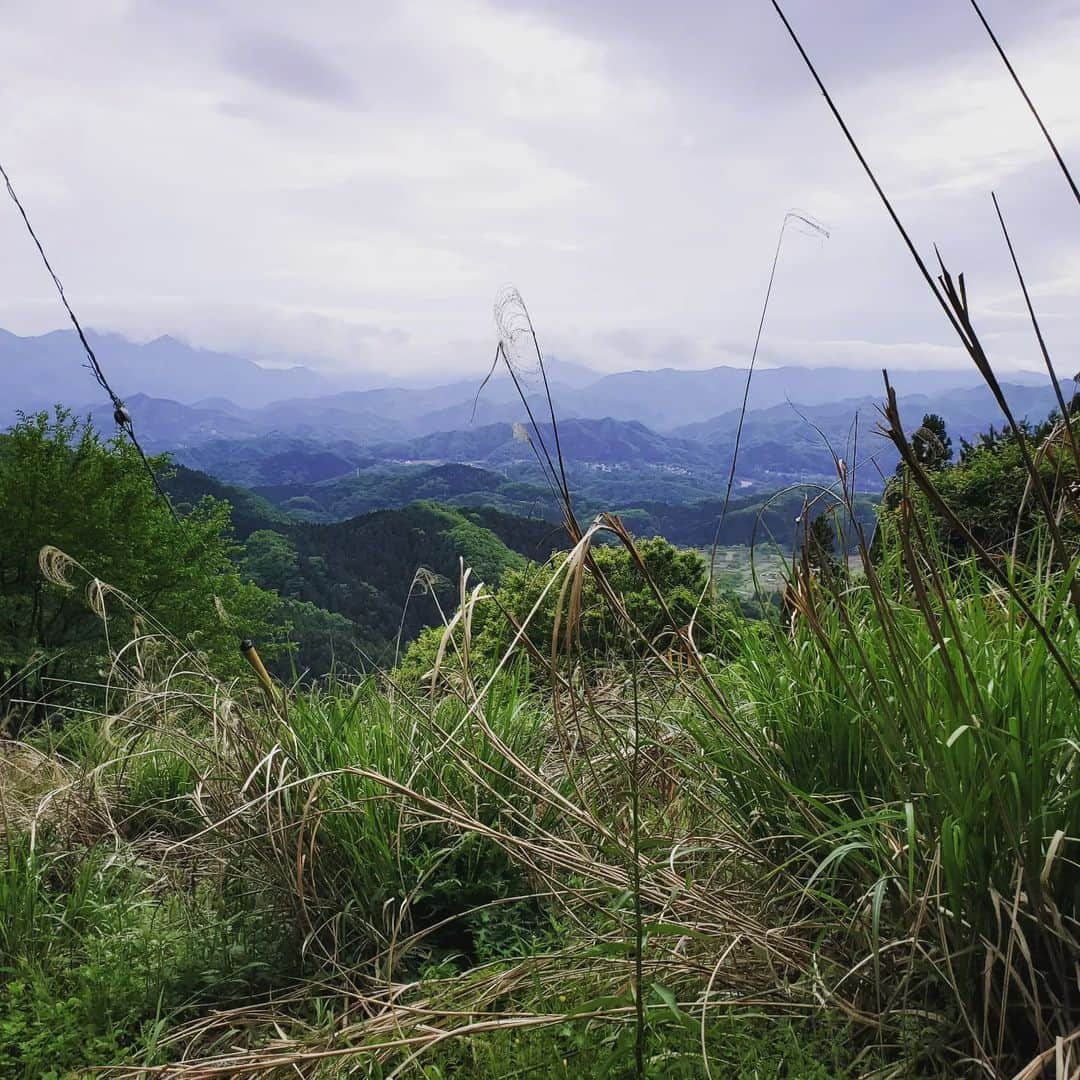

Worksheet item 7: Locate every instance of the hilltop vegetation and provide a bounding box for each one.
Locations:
[0,412,563,695]
[0,410,280,719]
[1,383,1077,1078]
[5,356,1080,1079]
[5,0,1080,1070]
[260,500,560,664]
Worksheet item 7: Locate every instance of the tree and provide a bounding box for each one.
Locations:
[806,511,841,574]
[399,536,740,685]
[241,530,303,595]
[912,413,953,471]
[0,409,278,723]
[273,598,368,681]
[879,413,955,546]
[874,404,1078,561]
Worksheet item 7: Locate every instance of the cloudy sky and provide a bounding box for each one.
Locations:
[1,0,1078,383]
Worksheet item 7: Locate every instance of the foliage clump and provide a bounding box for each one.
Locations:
[399,535,743,687]
[0,409,278,720]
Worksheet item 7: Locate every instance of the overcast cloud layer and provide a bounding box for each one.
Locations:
[1,0,1078,383]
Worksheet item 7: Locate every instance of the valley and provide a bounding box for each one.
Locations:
[3,326,1059,673]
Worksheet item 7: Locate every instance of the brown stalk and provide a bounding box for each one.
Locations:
[879,379,1080,699]
[992,192,1080,480]
[772,0,1080,620]
[968,0,1080,207]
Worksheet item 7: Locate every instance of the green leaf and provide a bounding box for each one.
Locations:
[650,981,693,1026]
[567,993,633,1016]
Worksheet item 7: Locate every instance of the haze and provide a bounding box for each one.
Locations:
[1,0,1078,382]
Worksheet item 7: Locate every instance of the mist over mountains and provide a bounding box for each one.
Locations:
[2,327,1067,499]
[0,328,343,410]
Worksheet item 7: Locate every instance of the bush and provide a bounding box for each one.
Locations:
[399,536,741,687]
[0,409,279,723]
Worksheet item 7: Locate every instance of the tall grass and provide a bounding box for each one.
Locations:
[5,299,1078,1078]
[691,523,1080,1066]
[4,346,1077,1077]
[3,402,1078,1077]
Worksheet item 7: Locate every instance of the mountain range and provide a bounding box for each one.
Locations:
[102,379,1066,501]
[0,328,342,409]
[4,327,1069,500]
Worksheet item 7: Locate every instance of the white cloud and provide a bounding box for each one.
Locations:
[860,13,1080,199]
[0,0,1076,385]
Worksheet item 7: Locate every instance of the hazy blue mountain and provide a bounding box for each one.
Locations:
[379,424,522,462]
[246,371,583,440]
[574,365,1050,431]
[5,324,1054,437]
[673,382,1067,464]
[72,381,570,449]
[175,436,369,487]
[78,379,1070,502]
[85,393,263,448]
[0,329,346,412]
[7,323,1067,505]
[381,418,717,471]
[535,356,605,387]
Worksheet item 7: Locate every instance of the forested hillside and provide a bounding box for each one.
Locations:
[1,413,564,695]
[243,500,562,665]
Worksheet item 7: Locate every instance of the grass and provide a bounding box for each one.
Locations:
[4,358,1079,1077]
[3,464,1076,1077]
[0,830,293,1075]
[695,530,1080,1065]
[360,1010,886,1079]
[5,343,1080,1079]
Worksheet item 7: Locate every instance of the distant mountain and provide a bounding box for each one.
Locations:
[81,398,373,485]
[0,328,337,412]
[572,365,1050,431]
[130,379,1072,508]
[86,393,263,447]
[672,381,1068,476]
[68,377,570,449]
[381,418,718,471]
[5,324,1054,439]
[72,372,1071,464]
[487,418,714,470]
[0,325,615,417]
[7,324,1067,507]
[535,356,605,388]
[175,436,370,487]
[245,373,585,440]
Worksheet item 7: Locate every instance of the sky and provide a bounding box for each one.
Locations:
[1,0,1078,385]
